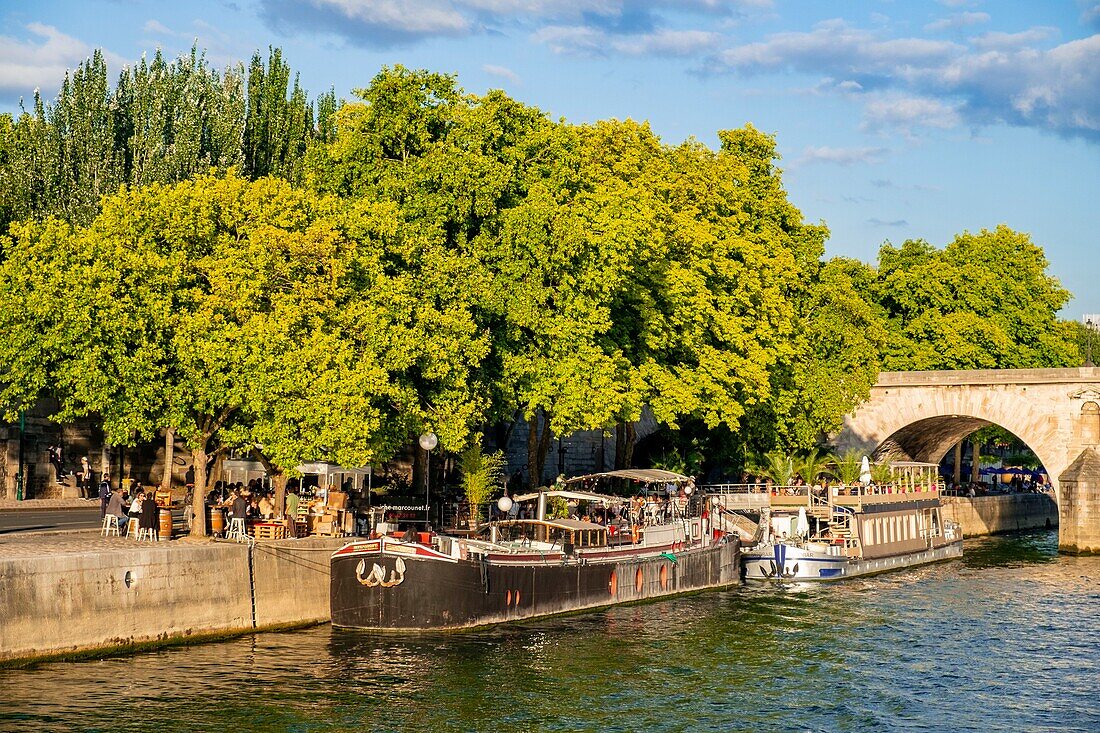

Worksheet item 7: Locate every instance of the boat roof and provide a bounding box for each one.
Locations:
[511,489,624,504]
[564,469,694,485]
[495,518,607,532]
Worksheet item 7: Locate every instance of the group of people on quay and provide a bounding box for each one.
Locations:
[204,480,283,525]
[101,481,162,537]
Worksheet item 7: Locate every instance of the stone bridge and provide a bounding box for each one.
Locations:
[833,367,1100,554]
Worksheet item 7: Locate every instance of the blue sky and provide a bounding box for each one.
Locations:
[2,0,1098,315]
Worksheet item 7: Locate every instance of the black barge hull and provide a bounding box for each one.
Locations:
[331,540,740,631]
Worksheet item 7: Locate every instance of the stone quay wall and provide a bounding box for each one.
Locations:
[0,536,345,665]
[941,493,1059,537]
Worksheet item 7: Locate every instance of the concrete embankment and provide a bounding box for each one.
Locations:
[942,493,1058,536]
[0,534,345,665]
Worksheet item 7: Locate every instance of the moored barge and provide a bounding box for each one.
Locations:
[740,461,963,582]
[331,470,740,630]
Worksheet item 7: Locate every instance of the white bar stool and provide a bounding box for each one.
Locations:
[226,517,247,542]
[101,514,120,537]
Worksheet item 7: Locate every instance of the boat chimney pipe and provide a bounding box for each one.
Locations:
[537,492,546,521]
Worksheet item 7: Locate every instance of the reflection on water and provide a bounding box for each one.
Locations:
[2,530,1098,732]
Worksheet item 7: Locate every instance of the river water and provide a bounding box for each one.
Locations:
[2,530,1097,732]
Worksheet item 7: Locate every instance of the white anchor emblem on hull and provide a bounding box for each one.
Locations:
[356,557,406,587]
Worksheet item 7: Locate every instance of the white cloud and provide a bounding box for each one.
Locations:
[611,29,722,56]
[1082,2,1100,29]
[482,63,520,84]
[707,20,1100,142]
[969,27,1059,51]
[259,0,773,48]
[924,12,990,33]
[532,25,605,55]
[321,0,470,34]
[533,25,720,57]
[714,20,963,77]
[0,23,126,98]
[796,145,888,166]
[861,94,961,132]
[143,19,176,36]
[260,0,470,47]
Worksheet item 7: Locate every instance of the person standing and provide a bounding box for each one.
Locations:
[49,444,65,484]
[99,473,112,518]
[232,491,249,523]
[183,486,194,532]
[79,456,93,499]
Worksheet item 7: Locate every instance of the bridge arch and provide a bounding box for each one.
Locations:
[834,368,1100,553]
[834,374,1069,501]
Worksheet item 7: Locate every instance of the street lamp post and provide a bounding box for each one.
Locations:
[419,432,438,526]
[1084,314,1099,367]
[15,409,25,501]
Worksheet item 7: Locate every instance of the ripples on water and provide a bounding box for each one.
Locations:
[2,530,1097,733]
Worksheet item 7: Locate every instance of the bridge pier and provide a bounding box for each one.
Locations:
[1058,448,1100,555]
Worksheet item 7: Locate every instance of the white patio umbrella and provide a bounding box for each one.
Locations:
[796,506,810,537]
[859,456,872,486]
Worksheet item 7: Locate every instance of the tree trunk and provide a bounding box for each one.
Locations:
[101,441,112,488]
[272,472,288,517]
[190,444,209,537]
[970,437,981,484]
[615,421,636,470]
[250,447,287,517]
[953,441,963,485]
[208,449,226,489]
[161,427,175,492]
[413,439,427,495]
[492,410,521,454]
[525,409,554,490]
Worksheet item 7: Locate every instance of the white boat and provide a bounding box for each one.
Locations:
[739,462,963,582]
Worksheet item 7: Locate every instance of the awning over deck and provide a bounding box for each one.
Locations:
[565,469,693,485]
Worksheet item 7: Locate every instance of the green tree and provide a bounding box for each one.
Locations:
[458,440,506,526]
[831,449,865,485]
[748,450,794,485]
[873,226,1077,370]
[0,172,417,534]
[794,447,834,484]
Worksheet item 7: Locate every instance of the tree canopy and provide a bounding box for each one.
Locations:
[0,48,1084,494]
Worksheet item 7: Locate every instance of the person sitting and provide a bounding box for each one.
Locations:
[258,494,275,519]
[127,491,144,533]
[139,491,159,538]
[106,488,129,534]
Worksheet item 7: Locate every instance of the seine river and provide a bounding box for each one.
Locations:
[2,530,1097,732]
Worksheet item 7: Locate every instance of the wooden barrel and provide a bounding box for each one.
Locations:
[158,508,174,540]
[207,506,225,536]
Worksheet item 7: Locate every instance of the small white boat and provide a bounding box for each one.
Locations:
[740,461,963,582]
